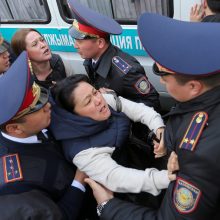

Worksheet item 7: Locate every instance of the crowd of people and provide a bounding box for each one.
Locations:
[0,0,220,219]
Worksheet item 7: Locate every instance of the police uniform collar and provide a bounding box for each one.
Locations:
[138,13,220,76]
[1,129,48,144]
[91,44,114,78]
[92,59,98,65]
[1,132,40,144]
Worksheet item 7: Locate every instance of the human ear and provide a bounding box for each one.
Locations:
[5,123,23,136]
[188,80,203,97]
[97,38,106,49]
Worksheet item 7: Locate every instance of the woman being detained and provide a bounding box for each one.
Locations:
[49,74,173,196]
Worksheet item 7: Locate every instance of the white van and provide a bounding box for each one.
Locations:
[0,0,201,112]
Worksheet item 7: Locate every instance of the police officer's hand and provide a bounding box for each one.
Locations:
[190,3,205,22]
[153,127,167,158]
[167,151,179,181]
[74,169,88,186]
[85,178,114,205]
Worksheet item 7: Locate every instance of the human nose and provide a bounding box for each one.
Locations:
[74,40,79,49]
[93,95,101,106]
[2,51,9,58]
[39,41,46,48]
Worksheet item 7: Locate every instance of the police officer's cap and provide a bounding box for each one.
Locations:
[138,13,220,76]
[0,51,49,125]
[68,0,122,39]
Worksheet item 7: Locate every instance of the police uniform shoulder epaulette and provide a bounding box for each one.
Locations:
[112,56,132,75]
[0,153,23,184]
[179,111,208,151]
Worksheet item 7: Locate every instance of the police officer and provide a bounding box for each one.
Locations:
[84,13,220,220]
[0,51,86,220]
[68,0,160,111]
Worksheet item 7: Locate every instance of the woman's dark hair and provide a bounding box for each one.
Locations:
[51,74,90,112]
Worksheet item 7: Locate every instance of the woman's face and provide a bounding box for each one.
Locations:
[25,31,52,62]
[0,50,10,74]
[73,81,111,121]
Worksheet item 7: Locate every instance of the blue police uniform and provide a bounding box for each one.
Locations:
[99,13,220,220]
[0,52,84,220]
[84,44,160,109]
[0,132,84,220]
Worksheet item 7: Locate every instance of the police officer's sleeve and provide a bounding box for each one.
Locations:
[101,178,220,220]
[57,186,85,220]
[100,198,157,220]
[122,66,160,109]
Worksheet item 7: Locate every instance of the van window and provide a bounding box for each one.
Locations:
[59,0,173,24]
[0,0,50,23]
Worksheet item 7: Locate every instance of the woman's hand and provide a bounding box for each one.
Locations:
[153,127,167,158]
[85,178,114,205]
[167,151,179,181]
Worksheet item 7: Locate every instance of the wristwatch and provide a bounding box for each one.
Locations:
[97,200,109,216]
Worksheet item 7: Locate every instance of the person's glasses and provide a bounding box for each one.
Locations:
[152,63,172,76]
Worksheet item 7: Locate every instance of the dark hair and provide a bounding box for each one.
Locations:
[11,28,43,56]
[88,35,110,44]
[104,34,111,43]
[0,117,26,133]
[173,73,220,88]
[207,0,220,13]
[51,74,90,112]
